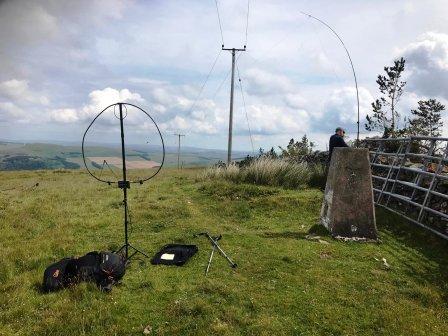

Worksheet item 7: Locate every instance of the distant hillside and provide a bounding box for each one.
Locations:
[0,141,250,171]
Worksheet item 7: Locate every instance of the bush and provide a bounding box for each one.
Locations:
[243,157,311,188]
[201,157,318,189]
[308,164,327,190]
[201,163,241,182]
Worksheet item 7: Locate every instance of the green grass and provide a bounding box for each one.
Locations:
[0,168,447,335]
[201,158,318,189]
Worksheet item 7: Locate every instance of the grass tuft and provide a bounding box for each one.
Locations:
[201,157,316,189]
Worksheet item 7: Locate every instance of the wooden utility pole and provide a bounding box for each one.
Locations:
[173,133,185,169]
[222,45,246,164]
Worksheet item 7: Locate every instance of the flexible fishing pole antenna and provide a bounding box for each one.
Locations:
[300,11,361,146]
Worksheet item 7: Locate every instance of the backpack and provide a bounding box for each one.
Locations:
[43,251,126,292]
[42,257,74,292]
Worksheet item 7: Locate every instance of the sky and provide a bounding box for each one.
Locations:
[1,0,448,151]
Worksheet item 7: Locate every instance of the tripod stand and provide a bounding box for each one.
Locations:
[82,102,165,263]
[195,232,237,275]
[114,103,149,261]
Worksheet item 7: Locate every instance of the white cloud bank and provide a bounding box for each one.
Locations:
[1,0,448,149]
[244,68,294,96]
[401,32,448,100]
[312,86,374,133]
[49,88,144,123]
[0,79,49,105]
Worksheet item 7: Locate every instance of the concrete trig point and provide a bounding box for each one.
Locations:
[321,148,377,240]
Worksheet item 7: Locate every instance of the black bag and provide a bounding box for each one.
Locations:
[43,251,126,292]
[42,257,74,292]
[151,244,198,266]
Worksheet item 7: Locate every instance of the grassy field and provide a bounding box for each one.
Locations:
[0,168,447,335]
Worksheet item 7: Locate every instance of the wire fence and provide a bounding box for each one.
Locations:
[363,136,448,240]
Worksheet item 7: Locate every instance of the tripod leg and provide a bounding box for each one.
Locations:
[115,245,126,254]
[128,243,150,259]
[206,235,237,268]
[205,245,216,276]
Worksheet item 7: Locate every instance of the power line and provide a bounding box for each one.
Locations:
[241,30,297,69]
[214,0,225,46]
[212,68,232,99]
[212,52,243,99]
[222,46,246,164]
[244,0,250,46]
[236,64,255,154]
[212,0,252,162]
[173,133,185,170]
[188,49,222,115]
[212,70,232,100]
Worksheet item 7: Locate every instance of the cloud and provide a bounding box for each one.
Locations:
[49,88,144,123]
[244,68,294,96]
[400,32,448,99]
[0,102,28,122]
[0,79,49,105]
[161,115,219,135]
[128,77,168,86]
[0,0,133,94]
[284,93,307,109]
[238,104,309,135]
[313,86,374,134]
[0,78,49,124]
[47,85,223,136]
[1,0,448,149]
[48,108,79,123]
[0,1,58,46]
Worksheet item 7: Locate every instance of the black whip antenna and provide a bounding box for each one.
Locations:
[300,11,361,146]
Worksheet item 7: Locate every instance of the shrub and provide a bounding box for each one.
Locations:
[201,157,316,189]
[200,163,241,182]
[243,157,311,188]
[308,164,327,190]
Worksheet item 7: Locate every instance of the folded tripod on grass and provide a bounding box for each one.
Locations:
[194,232,237,275]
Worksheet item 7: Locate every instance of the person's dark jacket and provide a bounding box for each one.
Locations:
[329,134,348,160]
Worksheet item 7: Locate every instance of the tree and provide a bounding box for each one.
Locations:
[259,147,278,159]
[408,99,445,137]
[279,135,315,158]
[365,57,406,137]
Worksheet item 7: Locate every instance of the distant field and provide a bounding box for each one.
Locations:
[0,168,447,335]
[0,141,247,170]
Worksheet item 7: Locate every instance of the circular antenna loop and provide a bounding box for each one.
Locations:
[113,104,128,120]
[82,103,165,184]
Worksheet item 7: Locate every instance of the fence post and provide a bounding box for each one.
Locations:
[385,138,412,207]
[417,142,448,222]
[409,138,436,203]
[377,141,404,204]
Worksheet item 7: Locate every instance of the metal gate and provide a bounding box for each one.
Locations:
[363,136,448,239]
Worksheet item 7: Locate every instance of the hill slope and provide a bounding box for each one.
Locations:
[0,169,447,335]
[0,141,250,170]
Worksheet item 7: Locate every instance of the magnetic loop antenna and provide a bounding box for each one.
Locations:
[81,102,165,261]
[82,103,165,185]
